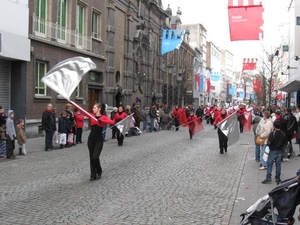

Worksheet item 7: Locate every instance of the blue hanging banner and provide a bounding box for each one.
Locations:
[200,75,204,92]
[161,29,185,55]
[210,71,221,82]
[250,94,255,99]
[239,91,245,99]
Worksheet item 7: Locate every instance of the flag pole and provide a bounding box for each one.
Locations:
[69,100,98,122]
[173,118,203,130]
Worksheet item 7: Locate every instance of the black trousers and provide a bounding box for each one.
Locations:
[217,128,228,152]
[76,128,83,143]
[87,138,104,178]
[174,118,179,131]
[238,117,243,133]
[112,126,117,138]
[189,130,193,139]
[205,115,210,124]
[6,136,15,157]
[117,130,124,145]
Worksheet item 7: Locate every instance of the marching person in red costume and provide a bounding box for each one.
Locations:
[209,105,215,125]
[74,103,115,181]
[237,104,247,133]
[214,108,230,154]
[186,111,200,140]
[114,106,128,146]
[172,105,180,131]
[204,105,211,124]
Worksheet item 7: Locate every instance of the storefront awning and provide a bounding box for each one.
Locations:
[279,79,300,93]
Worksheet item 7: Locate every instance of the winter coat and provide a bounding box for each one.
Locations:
[58,117,68,134]
[74,113,84,129]
[16,124,26,144]
[6,110,16,140]
[42,109,56,130]
[259,119,273,145]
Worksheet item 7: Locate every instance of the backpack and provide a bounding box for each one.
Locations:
[286,115,297,135]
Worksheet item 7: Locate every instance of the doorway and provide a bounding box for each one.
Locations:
[88,89,100,112]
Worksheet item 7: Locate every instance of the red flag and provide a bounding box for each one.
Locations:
[206,78,211,93]
[242,111,252,132]
[178,108,188,125]
[228,0,264,41]
[243,58,258,71]
[192,119,204,135]
[253,78,261,92]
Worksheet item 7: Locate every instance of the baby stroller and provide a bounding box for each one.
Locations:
[239,174,300,225]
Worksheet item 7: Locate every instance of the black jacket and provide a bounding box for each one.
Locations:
[267,130,286,151]
[42,110,56,130]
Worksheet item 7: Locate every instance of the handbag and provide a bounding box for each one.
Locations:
[262,146,270,162]
[59,133,66,145]
[22,144,27,155]
[67,133,74,144]
[256,135,266,146]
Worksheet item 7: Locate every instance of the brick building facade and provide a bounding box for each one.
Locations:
[22,0,195,137]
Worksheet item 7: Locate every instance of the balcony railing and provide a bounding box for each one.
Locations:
[32,14,92,51]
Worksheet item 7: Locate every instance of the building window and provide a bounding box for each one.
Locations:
[57,0,67,41]
[35,61,47,95]
[76,4,85,46]
[297,17,300,25]
[92,11,101,39]
[35,0,47,34]
[75,82,81,97]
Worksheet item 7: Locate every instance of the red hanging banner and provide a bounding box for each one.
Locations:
[228,0,264,41]
[243,58,258,71]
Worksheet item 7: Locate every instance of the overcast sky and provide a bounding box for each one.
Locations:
[161,0,291,70]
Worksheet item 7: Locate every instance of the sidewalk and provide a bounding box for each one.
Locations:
[230,139,300,224]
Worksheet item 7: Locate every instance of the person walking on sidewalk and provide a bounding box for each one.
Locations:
[262,120,286,184]
[16,119,26,155]
[6,110,16,159]
[42,103,56,151]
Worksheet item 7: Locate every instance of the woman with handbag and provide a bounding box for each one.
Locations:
[258,111,273,170]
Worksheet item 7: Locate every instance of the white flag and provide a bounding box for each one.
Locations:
[115,114,133,136]
[217,111,240,146]
[41,57,96,99]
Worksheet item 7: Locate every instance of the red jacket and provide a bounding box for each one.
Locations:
[76,107,114,127]
[237,108,246,116]
[187,115,199,130]
[172,109,180,118]
[74,113,84,128]
[213,113,230,125]
[114,112,128,123]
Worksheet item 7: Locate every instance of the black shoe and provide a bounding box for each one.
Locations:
[261,179,271,184]
[220,151,224,154]
[97,174,102,180]
[224,148,227,153]
[90,177,96,181]
[276,179,282,184]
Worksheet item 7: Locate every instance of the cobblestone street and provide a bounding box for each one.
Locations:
[0,124,299,225]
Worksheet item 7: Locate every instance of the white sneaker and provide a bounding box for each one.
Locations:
[259,166,267,170]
